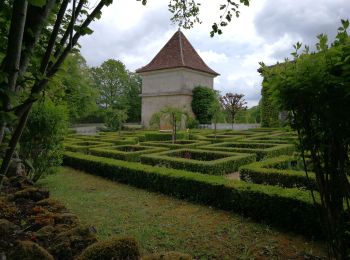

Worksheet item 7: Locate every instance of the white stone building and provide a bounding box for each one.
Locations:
[136,30,219,128]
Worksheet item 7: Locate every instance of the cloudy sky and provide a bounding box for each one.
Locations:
[80,0,350,107]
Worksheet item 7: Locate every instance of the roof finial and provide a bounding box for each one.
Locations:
[178,27,181,32]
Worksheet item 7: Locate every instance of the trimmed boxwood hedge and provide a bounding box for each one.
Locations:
[140,140,210,149]
[64,141,113,153]
[190,134,245,144]
[89,145,168,162]
[201,142,295,161]
[239,156,317,190]
[144,132,188,141]
[97,137,139,145]
[63,151,322,238]
[140,149,256,175]
[240,136,296,144]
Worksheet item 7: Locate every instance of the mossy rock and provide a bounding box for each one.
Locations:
[34,225,57,247]
[13,187,49,202]
[0,198,18,219]
[142,251,192,260]
[9,240,54,260]
[36,198,66,212]
[49,226,97,259]
[0,219,19,237]
[77,237,140,260]
[8,175,33,189]
[53,213,79,226]
[29,207,56,227]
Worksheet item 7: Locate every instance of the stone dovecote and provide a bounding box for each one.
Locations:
[136,30,219,128]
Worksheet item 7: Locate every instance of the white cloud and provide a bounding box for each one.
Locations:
[79,0,350,107]
[197,50,229,65]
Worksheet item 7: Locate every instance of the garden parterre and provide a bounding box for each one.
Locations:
[63,128,326,238]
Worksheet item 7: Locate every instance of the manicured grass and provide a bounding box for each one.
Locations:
[39,167,327,259]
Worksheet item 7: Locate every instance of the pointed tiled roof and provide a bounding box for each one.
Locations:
[136,30,219,76]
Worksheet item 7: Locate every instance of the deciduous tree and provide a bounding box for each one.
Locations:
[0,0,250,187]
[260,20,350,259]
[159,107,188,144]
[220,93,247,129]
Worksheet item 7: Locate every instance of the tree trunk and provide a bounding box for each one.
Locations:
[214,122,217,139]
[18,0,56,80]
[0,103,32,188]
[172,114,176,144]
[3,0,28,90]
[0,123,6,145]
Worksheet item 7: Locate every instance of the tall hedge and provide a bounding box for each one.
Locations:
[191,86,216,124]
[260,79,279,127]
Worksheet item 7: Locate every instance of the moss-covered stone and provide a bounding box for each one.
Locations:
[9,240,54,260]
[142,251,192,260]
[8,175,33,190]
[49,226,97,259]
[0,198,18,219]
[77,237,140,260]
[35,225,56,240]
[0,219,18,237]
[53,213,80,226]
[13,187,49,202]
[36,198,66,212]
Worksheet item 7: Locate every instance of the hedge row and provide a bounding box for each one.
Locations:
[63,151,322,238]
[241,136,295,144]
[97,137,139,145]
[64,141,113,153]
[140,140,210,149]
[144,132,188,141]
[239,156,317,190]
[201,142,295,161]
[190,134,244,144]
[140,149,256,175]
[89,145,168,162]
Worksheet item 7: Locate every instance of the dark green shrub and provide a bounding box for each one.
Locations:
[140,149,255,175]
[140,140,210,149]
[98,136,139,145]
[144,132,187,141]
[64,141,113,153]
[77,237,140,260]
[104,108,128,132]
[20,101,68,182]
[186,116,199,129]
[89,145,168,162]
[239,156,317,190]
[63,151,322,238]
[202,142,295,160]
[191,86,216,124]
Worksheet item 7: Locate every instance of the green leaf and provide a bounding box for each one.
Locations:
[341,19,349,29]
[80,27,94,36]
[28,0,47,8]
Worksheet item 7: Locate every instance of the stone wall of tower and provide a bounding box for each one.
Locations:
[140,68,214,128]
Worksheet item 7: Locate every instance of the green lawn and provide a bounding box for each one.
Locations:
[38,167,327,259]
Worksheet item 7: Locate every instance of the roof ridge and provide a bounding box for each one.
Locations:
[178,30,185,66]
[136,30,219,76]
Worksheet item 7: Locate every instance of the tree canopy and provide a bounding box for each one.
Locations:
[191,86,217,124]
[259,20,350,258]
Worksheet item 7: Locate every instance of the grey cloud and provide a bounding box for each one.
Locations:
[80,7,173,67]
[254,0,350,53]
